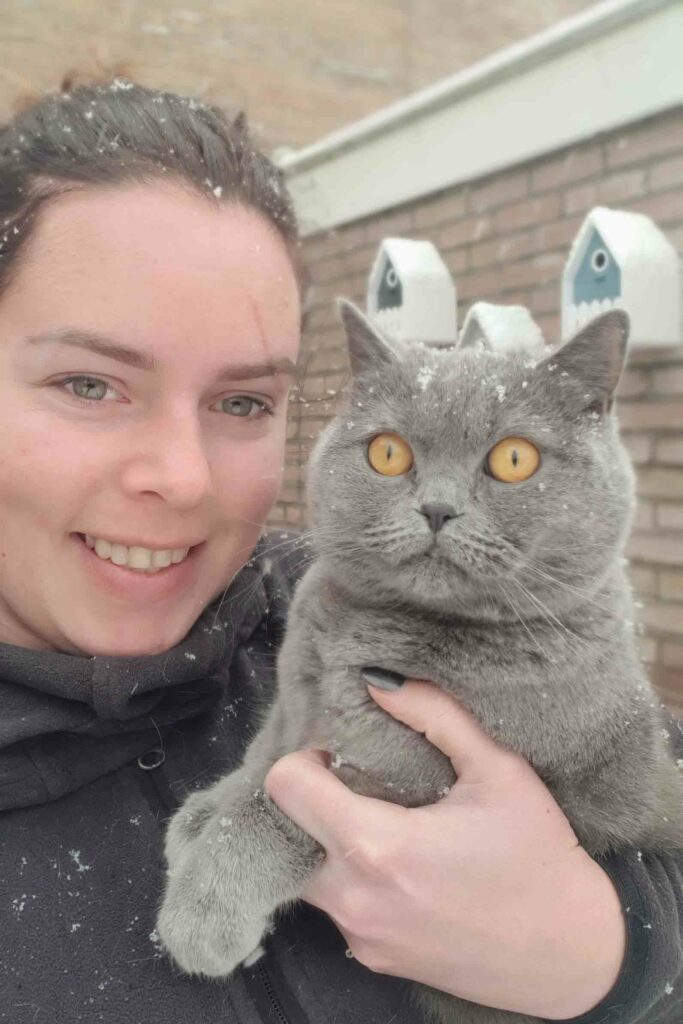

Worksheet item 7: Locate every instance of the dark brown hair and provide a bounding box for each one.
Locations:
[0,68,305,300]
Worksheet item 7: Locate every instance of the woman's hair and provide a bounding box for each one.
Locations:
[0,66,305,301]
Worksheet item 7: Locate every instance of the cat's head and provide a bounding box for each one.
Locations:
[307,299,635,620]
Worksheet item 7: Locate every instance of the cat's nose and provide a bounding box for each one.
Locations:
[419,503,460,533]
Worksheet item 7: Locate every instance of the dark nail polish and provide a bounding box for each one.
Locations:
[361,667,405,691]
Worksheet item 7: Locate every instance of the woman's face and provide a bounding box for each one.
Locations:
[0,184,301,656]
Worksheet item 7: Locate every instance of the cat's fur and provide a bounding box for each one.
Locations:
[157,300,683,1024]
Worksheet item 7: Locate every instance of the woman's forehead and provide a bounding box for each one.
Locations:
[1,183,301,359]
[22,183,294,281]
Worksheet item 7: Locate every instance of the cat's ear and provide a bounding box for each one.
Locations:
[337,298,401,378]
[539,309,629,414]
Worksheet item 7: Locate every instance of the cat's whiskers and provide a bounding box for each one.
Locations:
[363,522,409,538]
[521,559,620,619]
[507,575,593,657]
[495,579,554,662]
[208,532,317,626]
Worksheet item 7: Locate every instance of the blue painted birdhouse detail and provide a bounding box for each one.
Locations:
[572,228,621,305]
[377,256,402,312]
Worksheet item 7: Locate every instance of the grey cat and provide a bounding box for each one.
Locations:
[157,299,683,1024]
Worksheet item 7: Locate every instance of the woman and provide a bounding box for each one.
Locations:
[0,74,680,1024]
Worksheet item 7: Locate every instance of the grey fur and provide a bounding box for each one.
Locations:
[157,300,683,1024]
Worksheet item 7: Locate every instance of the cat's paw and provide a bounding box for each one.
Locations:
[157,872,270,978]
[164,789,219,866]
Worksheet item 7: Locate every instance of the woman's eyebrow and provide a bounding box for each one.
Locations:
[24,327,299,381]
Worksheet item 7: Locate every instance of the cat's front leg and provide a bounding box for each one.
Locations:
[157,779,324,977]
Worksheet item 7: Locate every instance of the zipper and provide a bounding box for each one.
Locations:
[134,752,309,1024]
[242,951,310,1024]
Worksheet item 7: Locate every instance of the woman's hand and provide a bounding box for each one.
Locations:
[264,679,627,1020]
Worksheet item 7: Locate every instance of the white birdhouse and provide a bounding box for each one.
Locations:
[562,206,681,349]
[366,237,457,346]
[459,302,547,357]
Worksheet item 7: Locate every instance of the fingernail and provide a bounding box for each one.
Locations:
[361,667,405,691]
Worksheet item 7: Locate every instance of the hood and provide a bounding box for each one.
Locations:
[0,546,271,811]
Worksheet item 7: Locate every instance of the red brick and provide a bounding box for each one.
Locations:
[304,230,341,261]
[267,503,286,524]
[661,572,683,601]
[637,468,683,500]
[633,499,654,530]
[564,182,598,217]
[605,112,683,169]
[364,207,414,242]
[652,367,683,397]
[564,169,647,216]
[657,503,683,531]
[531,145,603,192]
[535,313,560,343]
[623,433,652,464]
[285,504,303,525]
[651,154,683,193]
[469,230,534,270]
[650,665,683,711]
[496,194,561,231]
[617,401,683,431]
[628,346,683,367]
[662,642,683,669]
[510,290,540,311]
[640,601,683,636]
[440,247,469,275]
[629,190,683,228]
[453,267,503,302]
[532,216,580,252]
[616,369,650,399]
[335,222,369,250]
[468,168,529,213]
[655,437,683,465]
[627,531,683,565]
[600,168,648,204]
[636,636,658,664]
[413,190,467,228]
[628,565,657,596]
[437,214,494,248]
[504,252,565,291]
[530,284,559,315]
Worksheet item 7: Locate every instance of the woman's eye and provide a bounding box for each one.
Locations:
[53,378,271,419]
[486,436,540,483]
[219,396,272,418]
[367,432,414,476]
[56,376,114,401]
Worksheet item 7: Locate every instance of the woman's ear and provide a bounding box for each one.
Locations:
[337,298,402,379]
[538,309,630,415]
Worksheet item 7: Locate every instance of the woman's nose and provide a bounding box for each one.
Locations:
[120,411,213,507]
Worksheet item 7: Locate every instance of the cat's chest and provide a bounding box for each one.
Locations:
[306,586,617,775]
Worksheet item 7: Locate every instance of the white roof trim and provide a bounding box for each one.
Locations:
[278,0,683,235]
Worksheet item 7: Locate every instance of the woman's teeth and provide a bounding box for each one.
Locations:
[83,535,191,573]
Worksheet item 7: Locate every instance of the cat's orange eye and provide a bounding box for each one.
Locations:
[367,433,414,476]
[487,437,540,483]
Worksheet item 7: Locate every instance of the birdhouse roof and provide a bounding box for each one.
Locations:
[565,205,678,273]
[371,238,451,280]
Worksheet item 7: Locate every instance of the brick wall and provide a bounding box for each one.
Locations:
[274,105,683,712]
[1,0,596,152]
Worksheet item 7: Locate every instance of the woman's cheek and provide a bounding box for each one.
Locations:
[230,429,287,518]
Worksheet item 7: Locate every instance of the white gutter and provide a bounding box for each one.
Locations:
[277,0,683,235]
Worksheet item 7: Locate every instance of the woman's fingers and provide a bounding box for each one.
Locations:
[367,678,527,785]
[264,748,384,852]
